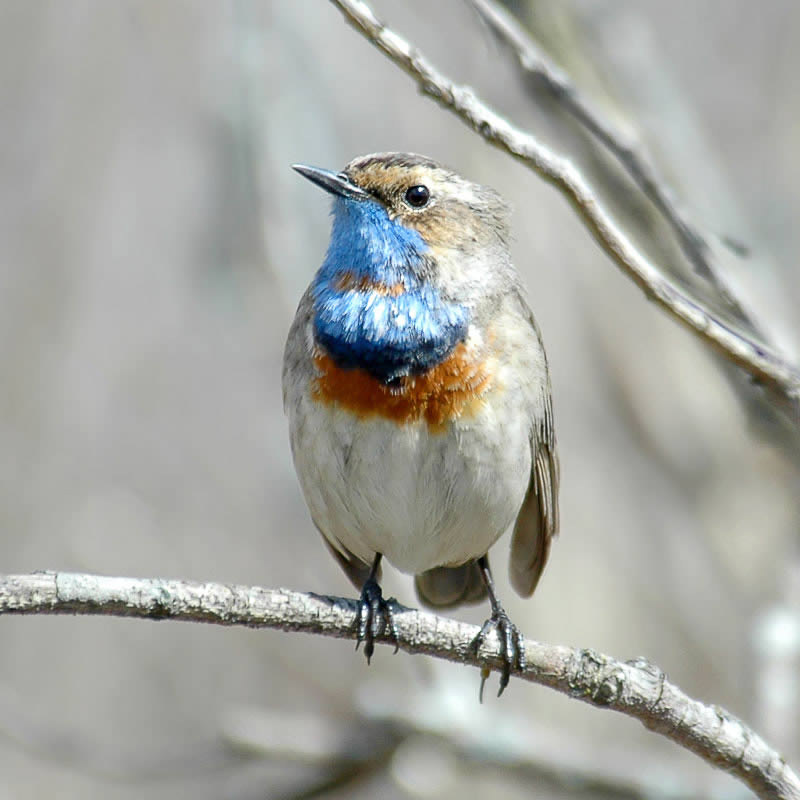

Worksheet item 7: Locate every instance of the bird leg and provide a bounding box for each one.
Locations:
[473,555,526,699]
[354,553,399,663]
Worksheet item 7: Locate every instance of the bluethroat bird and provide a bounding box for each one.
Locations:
[283,153,559,696]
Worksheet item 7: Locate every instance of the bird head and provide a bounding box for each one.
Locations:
[293,153,515,382]
[293,152,512,301]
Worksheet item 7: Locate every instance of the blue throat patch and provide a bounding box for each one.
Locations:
[311,197,469,384]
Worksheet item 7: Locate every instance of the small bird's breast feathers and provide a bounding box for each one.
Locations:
[311,339,495,430]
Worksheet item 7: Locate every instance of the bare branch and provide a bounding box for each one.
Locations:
[329,0,800,423]
[1,571,798,800]
[470,0,762,322]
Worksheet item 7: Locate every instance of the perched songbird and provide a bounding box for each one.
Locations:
[283,153,559,696]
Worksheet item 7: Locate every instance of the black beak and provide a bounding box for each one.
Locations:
[292,164,370,201]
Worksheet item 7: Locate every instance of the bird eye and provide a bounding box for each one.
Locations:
[404,185,430,208]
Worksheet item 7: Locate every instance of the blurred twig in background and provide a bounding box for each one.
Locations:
[469,0,758,325]
[1,571,798,800]
[330,0,800,425]
[222,704,712,800]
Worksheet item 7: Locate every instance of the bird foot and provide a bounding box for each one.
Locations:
[354,578,399,663]
[472,605,526,700]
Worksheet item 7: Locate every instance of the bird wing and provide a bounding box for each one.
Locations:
[508,293,560,598]
[508,434,559,597]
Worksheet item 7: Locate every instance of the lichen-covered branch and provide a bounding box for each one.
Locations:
[1,571,798,800]
[329,0,800,423]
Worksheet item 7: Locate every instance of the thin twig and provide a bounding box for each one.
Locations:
[222,706,717,799]
[1,572,798,800]
[470,0,762,327]
[328,0,800,423]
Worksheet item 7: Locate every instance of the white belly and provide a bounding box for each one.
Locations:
[289,391,532,575]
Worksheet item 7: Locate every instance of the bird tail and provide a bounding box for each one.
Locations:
[414,560,488,609]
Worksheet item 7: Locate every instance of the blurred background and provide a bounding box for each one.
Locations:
[1,1,799,798]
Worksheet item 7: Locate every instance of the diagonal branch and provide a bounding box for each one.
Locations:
[469,0,763,333]
[328,0,800,424]
[1,571,798,800]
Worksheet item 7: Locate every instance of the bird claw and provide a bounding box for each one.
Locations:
[472,606,526,700]
[354,578,399,663]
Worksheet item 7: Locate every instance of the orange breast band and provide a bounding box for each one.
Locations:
[312,343,494,429]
